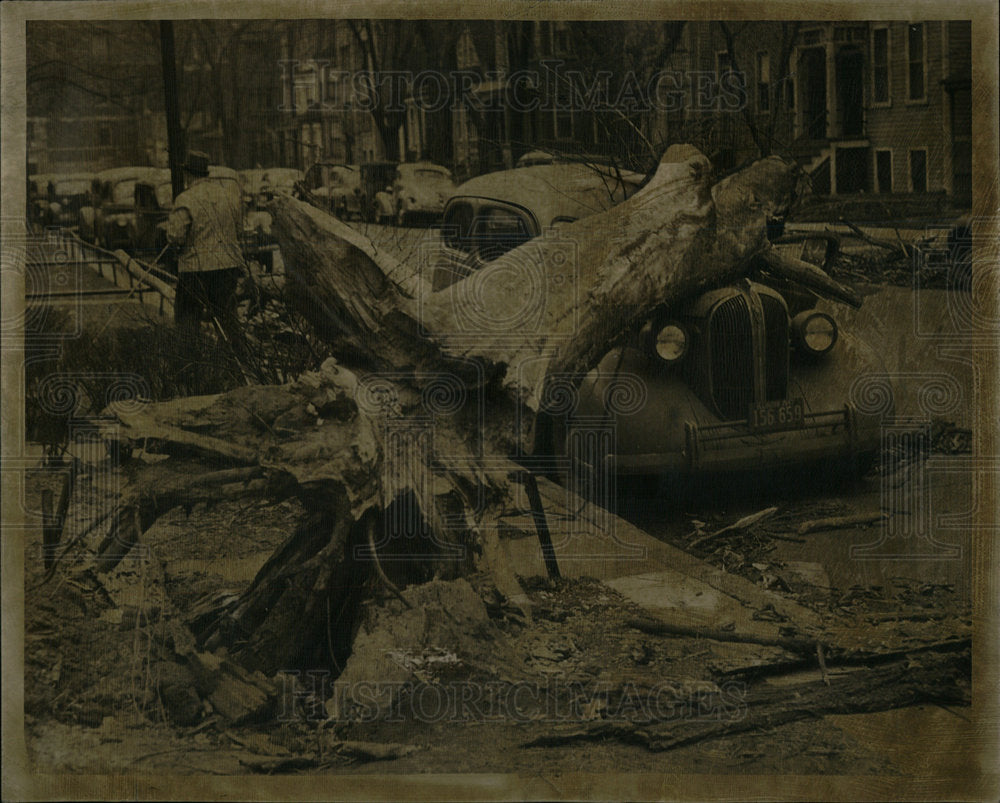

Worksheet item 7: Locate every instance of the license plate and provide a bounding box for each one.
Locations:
[748,398,805,432]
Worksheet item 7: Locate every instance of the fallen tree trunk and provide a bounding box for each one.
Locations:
[96,145,865,677]
[272,146,802,418]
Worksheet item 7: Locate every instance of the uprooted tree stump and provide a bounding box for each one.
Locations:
[91,145,871,681]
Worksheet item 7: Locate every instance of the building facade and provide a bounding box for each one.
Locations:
[28,19,972,208]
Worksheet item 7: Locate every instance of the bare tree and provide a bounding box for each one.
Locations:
[716,21,801,158]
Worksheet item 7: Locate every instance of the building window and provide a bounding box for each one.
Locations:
[554,83,574,140]
[554,22,570,55]
[757,52,770,112]
[907,23,926,101]
[875,149,892,193]
[872,27,890,104]
[716,51,733,77]
[909,148,927,192]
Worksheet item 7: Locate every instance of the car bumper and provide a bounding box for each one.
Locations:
[608,405,875,475]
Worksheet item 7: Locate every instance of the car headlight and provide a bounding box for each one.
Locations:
[654,322,688,363]
[792,310,838,355]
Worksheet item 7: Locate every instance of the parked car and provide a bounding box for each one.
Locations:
[80,166,161,249]
[390,162,455,226]
[40,173,94,230]
[305,163,361,218]
[359,162,399,223]
[260,167,303,196]
[238,169,268,204]
[433,162,645,289]
[130,169,174,265]
[435,164,890,481]
[240,174,296,274]
[239,167,302,206]
[515,150,565,168]
[514,149,619,169]
[27,174,56,231]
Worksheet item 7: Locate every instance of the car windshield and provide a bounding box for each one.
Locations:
[444,204,530,261]
[331,169,357,185]
[111,181,137,204]
[474,207,530,250]
[54,180,90,196]
[478,207,525,231]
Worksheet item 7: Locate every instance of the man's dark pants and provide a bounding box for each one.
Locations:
[175,268,243,348]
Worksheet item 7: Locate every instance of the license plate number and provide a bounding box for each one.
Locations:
[748,399,805,432]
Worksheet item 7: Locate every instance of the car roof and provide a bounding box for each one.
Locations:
[95,166,161,184]
[312,161,359,172]
[449,163,645,226]
[208,165,238,180]
[516,150,562,165]
[399,162,451,174]
[135,168,172,186]
[51,172,96,183]
[263,168,303,183]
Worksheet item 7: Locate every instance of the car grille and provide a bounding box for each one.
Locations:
[709,295,754,419]
[707,290,789,419]
[762,294,790,401]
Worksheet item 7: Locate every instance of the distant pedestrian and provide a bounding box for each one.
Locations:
[165,151,246,347]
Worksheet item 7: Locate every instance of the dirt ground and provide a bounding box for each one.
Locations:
[21,457,974,777]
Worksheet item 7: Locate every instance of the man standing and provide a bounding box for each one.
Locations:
[165,151,245,344]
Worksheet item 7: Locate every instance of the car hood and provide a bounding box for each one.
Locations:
[452,164,645,225]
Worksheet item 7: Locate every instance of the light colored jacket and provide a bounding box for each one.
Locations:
[165,177,244,273]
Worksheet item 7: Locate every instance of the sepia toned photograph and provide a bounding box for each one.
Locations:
[2,2,997,799]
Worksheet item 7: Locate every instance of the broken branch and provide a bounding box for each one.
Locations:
[760,247,862,309]
[797,512,888,535]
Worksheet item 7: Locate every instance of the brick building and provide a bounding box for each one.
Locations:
[678,21,972,206]
[448,19,972,207]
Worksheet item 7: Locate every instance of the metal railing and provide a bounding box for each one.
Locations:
[25,230,176,318]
